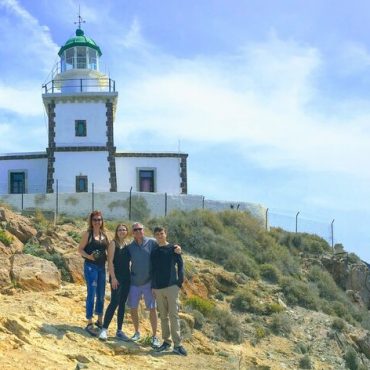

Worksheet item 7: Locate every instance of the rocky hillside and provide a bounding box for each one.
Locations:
[1,206,370,369]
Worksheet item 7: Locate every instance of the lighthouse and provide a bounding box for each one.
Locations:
[42,25,117,193]
[0,22,188,196]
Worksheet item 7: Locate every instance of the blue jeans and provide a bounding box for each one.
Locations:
[84,261,106,320]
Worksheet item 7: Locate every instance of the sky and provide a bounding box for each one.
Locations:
[0,0,370,260]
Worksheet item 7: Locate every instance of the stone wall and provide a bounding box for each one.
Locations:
[0,191,266,224]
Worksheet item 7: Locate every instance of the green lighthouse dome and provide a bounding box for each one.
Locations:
[58,28,102,56]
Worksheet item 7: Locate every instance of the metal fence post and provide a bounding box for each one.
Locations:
[21,189,24,211]
[331,219,335,250]
[202,196,205,209]
[165,192,168,216]
[295,211,300,233]
[129,186,133,220]
[265,208,269,231]
[92,182,95,212]
[55,179,59,225]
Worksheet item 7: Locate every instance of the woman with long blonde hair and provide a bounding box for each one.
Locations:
[98,223,131,341]
[78,210,109,336]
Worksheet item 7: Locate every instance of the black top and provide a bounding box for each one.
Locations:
[112,241,131,283]
[150,244,184,289]
[83,231,108,266]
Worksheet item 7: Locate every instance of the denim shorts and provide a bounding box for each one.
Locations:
[128,281,155,309]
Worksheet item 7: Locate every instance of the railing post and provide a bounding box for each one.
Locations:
[109,78,111,92]
[129,186,133,220]
[331,219,335,250]
[55,179,59,225]
[52,80,54,93]
[265,208,269,231]
[295,211,300,233]
[80,79,83,92]
[202,196,205,209]
[21,189,24,211]
[165,192,168,216]
[92,182,95,212]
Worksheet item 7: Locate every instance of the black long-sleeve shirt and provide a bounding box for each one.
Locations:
[150,244,184,289]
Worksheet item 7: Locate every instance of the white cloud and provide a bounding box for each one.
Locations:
[112,33,370,180]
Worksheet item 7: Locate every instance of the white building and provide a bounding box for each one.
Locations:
[0,27,187,195]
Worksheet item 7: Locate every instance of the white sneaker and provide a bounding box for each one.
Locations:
[151,335,160,348]
[131,331,141,341]
[98,328,107,341]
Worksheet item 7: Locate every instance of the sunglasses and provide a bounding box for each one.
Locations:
[92,218,102,222]
[133,228,143,231]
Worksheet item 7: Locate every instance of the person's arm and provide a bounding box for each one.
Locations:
[174,244,182,254]
[176,253,184,288]
[108,241,119,289]
[150,249,158,289]
[78,232,94,261]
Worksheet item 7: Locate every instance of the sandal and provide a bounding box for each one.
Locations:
[85,323,98,337]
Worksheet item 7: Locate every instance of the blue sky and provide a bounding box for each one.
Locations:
[1,0,370,260]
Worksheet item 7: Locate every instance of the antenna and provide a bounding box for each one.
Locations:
[74,5,86,29]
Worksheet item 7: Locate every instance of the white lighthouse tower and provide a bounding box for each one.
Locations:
[42,22,117,193]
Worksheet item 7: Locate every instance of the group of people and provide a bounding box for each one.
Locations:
[78,210,187,356]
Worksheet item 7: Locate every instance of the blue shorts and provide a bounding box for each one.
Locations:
[128,281,156,309]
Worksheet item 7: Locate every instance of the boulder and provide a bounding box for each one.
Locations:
[0,207,37,243]
[0,255,11,288]
[63,253,84,284]
[11,254,61,291]
[0,230,23,255]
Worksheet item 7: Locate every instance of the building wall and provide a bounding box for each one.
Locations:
[116,157,182,194]
[54,101,107,146]
[53,151,110,192]
[0,157,47,194]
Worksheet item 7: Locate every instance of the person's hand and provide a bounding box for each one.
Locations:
[88,254,95,261]
[111,277,119,289]
[174,244,182,254]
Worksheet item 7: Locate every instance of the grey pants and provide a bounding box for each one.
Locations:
[154,285,181,346]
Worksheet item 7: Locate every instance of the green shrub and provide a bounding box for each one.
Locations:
[295,342,309,354]
[299,355,312,369]
[265,302,284,315]
[184,296,215,316]
[308,265,341,301]
[260,263,280,283]
[254,325,267,344]
[0,230,13,246]
[214,292,224,301]
[212,308,244,343]
[331,318,346,332]
[224,252,259,278]
[280,277,318,309]
[269,312,292,336]
[67,230,81,243]
[231,288,264,314]
[344,347,360,370]
[191,309,205,330]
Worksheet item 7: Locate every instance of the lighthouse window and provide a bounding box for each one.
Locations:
[138,169,156,192]
[75,120,87,136]
[76,47,87,69]
[9,171,26,194]
[88,49,97,70]
[76,176,88,192]
[65,48,74,70]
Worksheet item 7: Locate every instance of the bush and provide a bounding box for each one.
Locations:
[299,355,312,369]
[331,318,346,332]
[231,288,264,314]
[0,230,13,246]
[280,277,318,310]
[269,313,292,336]
[184,296,215,316]
[308,265,341,301]
[191,309,205,330]
[344,348,360,370]
[260,264,280,283]
[224,252,259,279]
[265,302,284,315]
[212,308,244,343]
[67,230,81,243]
[214,292,224,301]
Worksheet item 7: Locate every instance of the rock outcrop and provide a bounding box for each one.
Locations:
[11,254,61,291]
